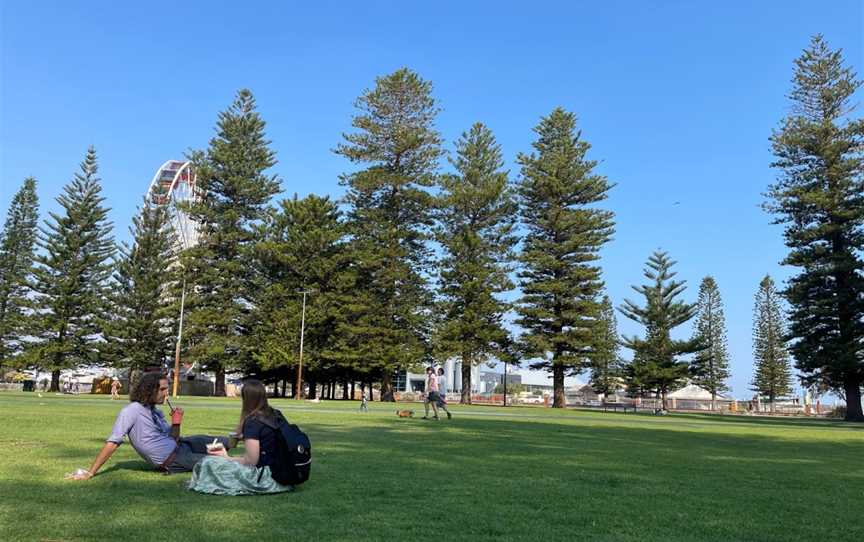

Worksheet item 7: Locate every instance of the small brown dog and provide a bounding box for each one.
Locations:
[396,409,415,418]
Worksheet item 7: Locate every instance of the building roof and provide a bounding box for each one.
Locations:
[668,384,731,400]
[507,367,584,387]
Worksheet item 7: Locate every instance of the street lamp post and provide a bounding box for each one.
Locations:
[172,278,187,398]
[295,289,316,400]
[503,360,508,407]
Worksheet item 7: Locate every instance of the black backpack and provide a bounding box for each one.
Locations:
[258,410,312,486]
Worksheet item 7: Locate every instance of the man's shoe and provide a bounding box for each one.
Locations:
[422,416,429,420]
[433,416,439,420]
[447,412,452,419]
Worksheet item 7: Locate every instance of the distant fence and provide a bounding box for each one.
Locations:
[391,392,529,406]
[339,388,825,416]
[567,397,821,416]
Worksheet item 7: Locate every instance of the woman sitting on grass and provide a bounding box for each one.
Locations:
[188,379,293,496]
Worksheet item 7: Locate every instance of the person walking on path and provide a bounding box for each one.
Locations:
[423,367,440,420]
[110,378,121,400]
[436,367,452,420]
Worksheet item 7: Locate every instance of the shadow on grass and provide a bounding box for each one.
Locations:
[668,411,860,430]
[97,460,155,476]
[3,412,863,542]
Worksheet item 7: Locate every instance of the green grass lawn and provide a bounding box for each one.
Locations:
[0,392,861,542]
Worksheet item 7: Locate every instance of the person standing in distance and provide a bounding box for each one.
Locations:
[360,388,369,412]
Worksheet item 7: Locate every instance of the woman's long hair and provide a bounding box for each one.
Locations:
[238,379,275,433]
[129,372,165,406]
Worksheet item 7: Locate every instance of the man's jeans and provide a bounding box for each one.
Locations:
[166,435,230,473]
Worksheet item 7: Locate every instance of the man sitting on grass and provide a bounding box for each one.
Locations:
[69,372,230,480]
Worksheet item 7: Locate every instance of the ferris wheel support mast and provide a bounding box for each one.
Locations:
[145,160,200,398]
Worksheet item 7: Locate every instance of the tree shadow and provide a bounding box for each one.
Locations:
[97,460,156,476]
[4,410,863,542]
[669,412,859,430]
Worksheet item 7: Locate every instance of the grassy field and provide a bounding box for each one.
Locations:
[0,392,861,542]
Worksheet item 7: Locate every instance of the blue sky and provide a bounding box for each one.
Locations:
[1,1,861,398]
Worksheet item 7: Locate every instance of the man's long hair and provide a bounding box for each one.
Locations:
[238,379,275,432]
[130,372,166,406]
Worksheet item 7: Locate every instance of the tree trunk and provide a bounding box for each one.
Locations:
[552,365,566,408]
[51,325,67,393]
[308,379,317,399]
[129,369,142,392]
[460,357,472,404]
[843,377,864,421]
[291,379,297,398]
[380,372,395,402]
[831,238,864,422]
[350,380,355,400]
[342,377,349,400]
[214,366,226,396]
[711,392,716,412]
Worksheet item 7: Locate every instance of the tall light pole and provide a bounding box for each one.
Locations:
[503,360,508,407]
[172,278,187,398]
[295,288,316,400]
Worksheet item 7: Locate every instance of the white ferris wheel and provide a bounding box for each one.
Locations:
[145,160,201,396]
[145,160,200,250]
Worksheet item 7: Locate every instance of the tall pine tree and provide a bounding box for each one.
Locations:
[751,275,793,412]
[589,295,622,397]
[28,148,115,390]
[103,200,177,373]
[253,194,355,396]
[619,251,698,409]
[435,122,518,404]
[0,177,39,365]
[516,108,615,408]
[690,276,731,410]
[183,89,281,396]
[765,35,864,421]
[335,68,442,401]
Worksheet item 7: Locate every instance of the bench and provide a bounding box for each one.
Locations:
[602,403,637,413]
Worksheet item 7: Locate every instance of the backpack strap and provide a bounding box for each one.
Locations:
[253,409,283,430]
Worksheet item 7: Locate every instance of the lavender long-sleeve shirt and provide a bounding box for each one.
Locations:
[107,402,176,465]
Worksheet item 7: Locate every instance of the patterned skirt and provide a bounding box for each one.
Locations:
[187,456,294,496]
